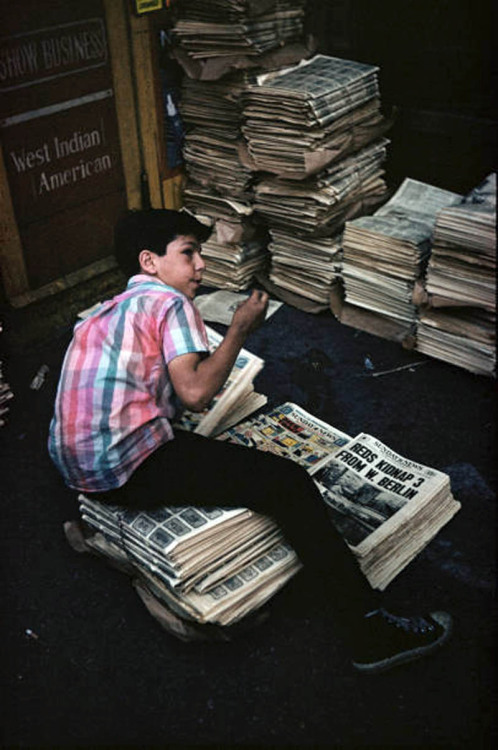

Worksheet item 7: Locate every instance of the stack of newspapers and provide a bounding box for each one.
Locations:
[175,325,267,437]
[340,178,462,340]
[172,0,307,62]
[182,189,269,291]
[416,173,496,376]
[199,235,270,291]
[267,229,342,304]
[75,401,460,630]
[242,54,388,180]
[75,404,350,629]
[181,74,253,202]
[222,405,461,591]
[253,138,389,236]
[175,15,311,292]
[180,72,270,290]
[78,495,299,628]
[240,54,390,307]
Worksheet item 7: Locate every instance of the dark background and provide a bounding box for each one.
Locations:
[1,0,496,747]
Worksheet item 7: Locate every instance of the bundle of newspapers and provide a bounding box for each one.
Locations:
[222,404,461,591]
[340,178,462,339]
[178,45,314,292]
[76,401,460,628]
[174,325,267,437]
[181,74,253,201]
[241,54,389,180]
[182,190,269,290]
[199,234,270,291]
[76,404,350,628]
[172,0,307,61]
[267,229,342,304]
[239,54,391,307]
[416,173,496,376]
[180,72,269,289]
[253,137,389,237]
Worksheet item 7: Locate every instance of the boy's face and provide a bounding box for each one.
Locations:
[142,234,205,299]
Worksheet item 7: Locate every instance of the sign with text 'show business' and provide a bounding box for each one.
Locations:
[0,0,126,292]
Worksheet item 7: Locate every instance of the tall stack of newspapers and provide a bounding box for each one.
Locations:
[241,54,391,307]
[416,173,496,376]
[173,1,310,291]
[340,178,462,342]
[75,398,460,631]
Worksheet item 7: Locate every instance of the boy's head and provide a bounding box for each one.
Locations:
[114,209,212,279]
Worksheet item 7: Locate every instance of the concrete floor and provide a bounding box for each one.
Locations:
[1,291,496,748]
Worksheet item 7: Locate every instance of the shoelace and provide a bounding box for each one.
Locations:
[372,608,436,635]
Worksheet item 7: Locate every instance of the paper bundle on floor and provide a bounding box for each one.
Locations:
[341,178,462,337]
[200,235,269,291]
[415,173,496,376]
[75,401,459,630]
[78,494,300,628]
[195,289,283,326]
[310,435,460,590]
[267,229,342,304]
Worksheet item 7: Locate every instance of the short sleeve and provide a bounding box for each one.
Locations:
[161,295,209,364]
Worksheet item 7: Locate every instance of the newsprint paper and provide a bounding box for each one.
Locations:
[175,325,267,436]
[310,433,460,589]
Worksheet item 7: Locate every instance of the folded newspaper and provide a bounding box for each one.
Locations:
[74,403,459,633]
[222,404,460,590]
[310,434,460,590]
[174,324,267,436]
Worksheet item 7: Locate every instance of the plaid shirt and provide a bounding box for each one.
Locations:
[48,275,208,492]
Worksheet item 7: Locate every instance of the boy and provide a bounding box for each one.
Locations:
[49,209,452,673]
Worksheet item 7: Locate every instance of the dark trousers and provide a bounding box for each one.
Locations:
[90,430,378,627]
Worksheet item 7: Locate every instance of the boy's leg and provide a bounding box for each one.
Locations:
[93,430,378,623]
[90,431,452,672]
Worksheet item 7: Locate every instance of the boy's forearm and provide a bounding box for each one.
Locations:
[169,290,268,411]
[190,321,250,407]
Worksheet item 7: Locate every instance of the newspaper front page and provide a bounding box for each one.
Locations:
[311,433,460,588]
[219,401,351,468]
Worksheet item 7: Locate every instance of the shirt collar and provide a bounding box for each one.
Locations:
[127,274,177,294]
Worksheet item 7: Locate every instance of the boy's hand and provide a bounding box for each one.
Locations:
[231,290,269,334]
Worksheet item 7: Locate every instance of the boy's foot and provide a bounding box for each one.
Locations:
[352,608,452,674]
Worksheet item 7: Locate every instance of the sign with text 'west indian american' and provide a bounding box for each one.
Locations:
[0,0,126,292]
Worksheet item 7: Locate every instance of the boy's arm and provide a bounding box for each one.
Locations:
[168,290,269,412]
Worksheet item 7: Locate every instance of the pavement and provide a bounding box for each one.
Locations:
[1,290,496,748]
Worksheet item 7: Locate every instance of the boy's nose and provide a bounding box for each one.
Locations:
[195,252,206,271]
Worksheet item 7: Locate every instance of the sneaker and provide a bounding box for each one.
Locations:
[351,608,452,674]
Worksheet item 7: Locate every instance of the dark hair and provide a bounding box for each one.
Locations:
[113,209,212,277]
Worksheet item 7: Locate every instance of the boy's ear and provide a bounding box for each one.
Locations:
[138,249,157,275]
